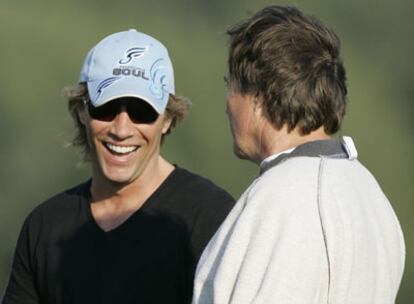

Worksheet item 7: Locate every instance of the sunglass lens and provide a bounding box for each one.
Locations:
[88,98,159,124]
[88,102,118,121]
[128,102,159,124]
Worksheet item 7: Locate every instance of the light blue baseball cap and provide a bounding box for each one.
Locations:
[79,29,175,114]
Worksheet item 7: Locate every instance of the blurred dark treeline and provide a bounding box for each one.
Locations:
[0,0,412,302]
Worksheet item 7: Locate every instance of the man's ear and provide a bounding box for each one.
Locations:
[253,96,265,115]
[161,116,173,134]
[77,104,88,125]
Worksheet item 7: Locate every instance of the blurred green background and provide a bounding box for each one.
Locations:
[0,0,412,302]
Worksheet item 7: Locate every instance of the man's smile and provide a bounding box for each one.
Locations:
[103,142,139,155]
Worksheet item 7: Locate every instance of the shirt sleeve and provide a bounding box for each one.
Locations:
[187,188,235,302]
[2,216,39,304]
[190,189,235,263]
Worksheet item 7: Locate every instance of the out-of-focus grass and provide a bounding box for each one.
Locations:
[0,0,412,301]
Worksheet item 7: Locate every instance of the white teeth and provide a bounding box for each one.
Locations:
[105,143,137,154]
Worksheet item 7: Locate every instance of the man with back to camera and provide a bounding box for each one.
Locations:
[2,29,235,304]
[192,5,405,304]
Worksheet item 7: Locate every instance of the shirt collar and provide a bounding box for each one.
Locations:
[259,137,357,174]
[260,147,296,168]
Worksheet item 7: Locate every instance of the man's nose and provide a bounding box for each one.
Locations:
[109,109,135,139]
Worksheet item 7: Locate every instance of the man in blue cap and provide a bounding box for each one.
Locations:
[3,29,234,304]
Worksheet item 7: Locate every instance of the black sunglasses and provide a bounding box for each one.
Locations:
[87,97,159,124]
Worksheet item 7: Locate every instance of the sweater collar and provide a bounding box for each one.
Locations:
[259,136,357,174]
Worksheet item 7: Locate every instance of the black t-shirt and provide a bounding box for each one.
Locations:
[3,167,235,304]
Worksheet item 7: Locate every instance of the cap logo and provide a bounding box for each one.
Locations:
[149,58,169,100]
[96,77,120,94]
[119,47,147,64]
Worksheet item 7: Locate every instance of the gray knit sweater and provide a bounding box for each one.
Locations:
[193,138,405,304]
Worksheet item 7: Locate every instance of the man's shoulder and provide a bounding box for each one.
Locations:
[173,167,232,194]
[28,180,90,220]
[169,166,235,206]
[246,157,322,207]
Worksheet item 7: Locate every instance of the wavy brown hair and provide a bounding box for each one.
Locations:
[227,5,347,135]
[63,83,191,160]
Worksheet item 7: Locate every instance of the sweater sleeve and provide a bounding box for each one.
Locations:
[193,162,329,304]
[2,216,39,304]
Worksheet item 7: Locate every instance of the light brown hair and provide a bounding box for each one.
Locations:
[64,83,191,160]
[227,5,347,134]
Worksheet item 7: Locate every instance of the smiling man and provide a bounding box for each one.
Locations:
[2,29,235,304]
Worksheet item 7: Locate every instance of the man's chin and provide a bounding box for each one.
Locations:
[98,166,137,187]
[233,145,249,160]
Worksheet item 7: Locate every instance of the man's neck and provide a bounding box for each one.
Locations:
[257,125,331,164]
[89,157,174,231]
